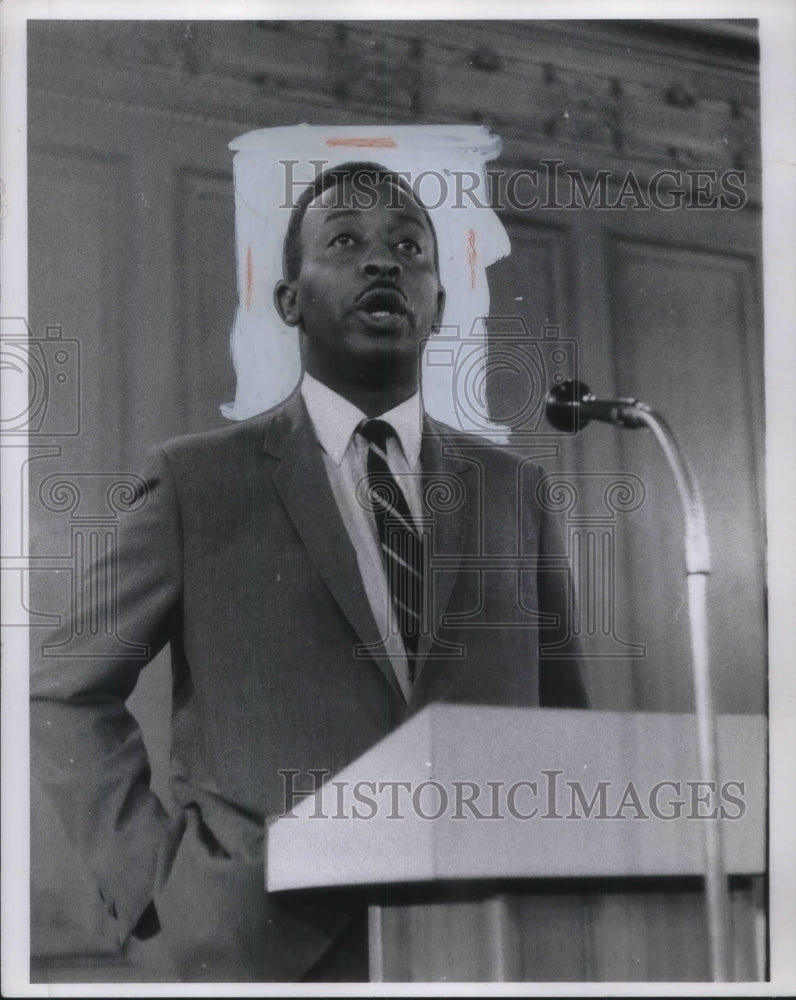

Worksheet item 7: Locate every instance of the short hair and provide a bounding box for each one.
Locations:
[282,161,439,281]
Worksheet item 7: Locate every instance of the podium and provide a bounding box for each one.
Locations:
[267,705,766,982]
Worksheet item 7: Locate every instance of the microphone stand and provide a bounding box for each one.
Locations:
[622,402,732,983]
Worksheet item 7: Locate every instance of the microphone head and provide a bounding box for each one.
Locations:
[545,379,593,433]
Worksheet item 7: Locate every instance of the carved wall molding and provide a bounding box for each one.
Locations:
[28,20,761,204]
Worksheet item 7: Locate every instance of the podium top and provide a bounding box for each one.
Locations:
[267,704,765,892]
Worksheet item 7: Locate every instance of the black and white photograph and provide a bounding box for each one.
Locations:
[1,1,794,994]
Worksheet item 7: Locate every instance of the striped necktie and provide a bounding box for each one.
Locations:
[359,418,423,680]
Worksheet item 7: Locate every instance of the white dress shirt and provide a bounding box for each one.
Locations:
[300,373,424,702]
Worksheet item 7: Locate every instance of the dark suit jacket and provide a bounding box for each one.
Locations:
[30,390,585,981]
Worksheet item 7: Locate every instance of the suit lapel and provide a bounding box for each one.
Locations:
[413,418,475,679]
[265,393,405,702]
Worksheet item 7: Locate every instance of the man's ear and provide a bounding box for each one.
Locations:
[274,279,301,327]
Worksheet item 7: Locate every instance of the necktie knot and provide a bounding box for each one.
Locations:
[358,418,392,452]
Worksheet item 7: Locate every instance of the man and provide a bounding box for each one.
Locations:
[30,163,586,982]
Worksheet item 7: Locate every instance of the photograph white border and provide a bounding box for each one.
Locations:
[2,1,794,996]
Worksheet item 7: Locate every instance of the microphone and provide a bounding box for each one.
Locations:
[545,377,729,979]
[545,379,649,432]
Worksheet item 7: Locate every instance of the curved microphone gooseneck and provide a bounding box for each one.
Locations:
[546,378,730,984]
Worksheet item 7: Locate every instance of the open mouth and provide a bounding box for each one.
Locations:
[356,287,407,320]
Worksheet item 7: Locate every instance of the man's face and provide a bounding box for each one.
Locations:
[275,176,445,392]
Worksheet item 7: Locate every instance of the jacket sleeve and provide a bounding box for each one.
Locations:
[30,445,182,942]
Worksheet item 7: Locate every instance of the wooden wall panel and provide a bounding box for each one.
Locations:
[28,89,245,464]
[486,221,571,433]
[28,149,133,469]
[378,878,764,981]
[174,169,238,435]
[607,240,765,713]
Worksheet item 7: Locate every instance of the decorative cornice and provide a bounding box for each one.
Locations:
[27,20,761,204]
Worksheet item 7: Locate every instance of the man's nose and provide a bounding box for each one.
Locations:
[363,255,402,279]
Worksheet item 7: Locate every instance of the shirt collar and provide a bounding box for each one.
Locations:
[300,372,423,468]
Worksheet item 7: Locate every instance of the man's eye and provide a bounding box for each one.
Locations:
[396,238,422,254]
[330,233,355,247]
